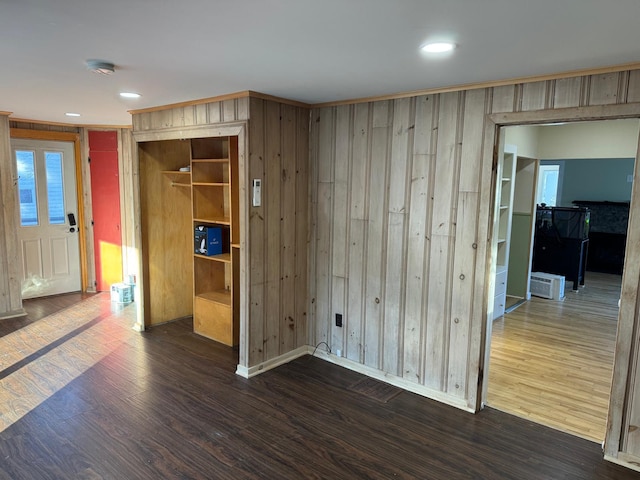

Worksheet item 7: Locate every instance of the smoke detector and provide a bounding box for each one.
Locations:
[86,59,115,75]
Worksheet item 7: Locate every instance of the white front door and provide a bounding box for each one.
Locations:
[12,138,81,298]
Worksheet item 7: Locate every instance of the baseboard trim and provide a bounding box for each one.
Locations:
[605,453,640,473]
[234,344,473,413]
[312,349,473,413]
[236,346,310,378]
[0,308,27,320]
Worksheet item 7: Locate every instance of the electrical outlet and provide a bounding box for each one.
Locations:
[335,313,343,327]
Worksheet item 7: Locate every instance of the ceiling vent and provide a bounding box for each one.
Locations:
[85,59,115,75]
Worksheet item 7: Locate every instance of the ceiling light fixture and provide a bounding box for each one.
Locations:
[120,92,141,98]
[421,42,456,53]
[65,112,81,117]
[85,59,115,75]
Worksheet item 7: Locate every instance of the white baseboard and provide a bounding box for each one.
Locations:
[236,345,310,378]
[234,344,473,413]
[313,349,473,412]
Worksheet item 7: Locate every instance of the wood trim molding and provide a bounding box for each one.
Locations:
[129,91,252,115]
[0,308,27,320]
[489,103,640,125]
[0,111,13,116]
[245,91,311,109]
[10,128,89,292]
[131,121,247,143]
[128,90,311,116]
[604,454,640,473]
[313,62,640,108]
[235,346,310,378]
[10,128,79,142]
[313,348,473,412]
[10,117,131,129]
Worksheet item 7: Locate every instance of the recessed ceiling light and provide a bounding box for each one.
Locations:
[421,42,456,53]
[120,92,141,98]
[65,112,81,117]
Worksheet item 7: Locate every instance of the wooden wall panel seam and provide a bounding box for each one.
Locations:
[619,71,631,105]
[545,80,556,110]
[581,75,591,107]
[404,95,433,384]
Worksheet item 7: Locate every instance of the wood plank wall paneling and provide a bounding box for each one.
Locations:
[553,77,584,109]
[247,97,309,366]
[363,100,392,370]
[0,115,23,315]
[248,98,266,363]
[118,129,138,282]
[295,107,310,349]
[80,128,97,292]
[264,100,281,360]
[132,97,250,132]
[309,69,640,418]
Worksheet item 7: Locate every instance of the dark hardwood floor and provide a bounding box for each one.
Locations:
[0,291,95,337]
[1,294,638,479]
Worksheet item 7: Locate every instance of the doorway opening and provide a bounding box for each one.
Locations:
[484,119,640,443]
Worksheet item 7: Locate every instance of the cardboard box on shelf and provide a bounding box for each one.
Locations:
[194,225,222,256]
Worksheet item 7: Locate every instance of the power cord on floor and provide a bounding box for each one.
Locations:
[309,341,331,358]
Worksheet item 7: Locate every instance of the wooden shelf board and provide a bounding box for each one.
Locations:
[196,290,231,306]
[191,158,229,163]
[497,238,507,244]
[231,243,240,249]
[161,170,191,175]
[500,205,509,209]
[194,252,231,263]
[502,177,511,182]
[192,182,230,187]
[193,217,231,225]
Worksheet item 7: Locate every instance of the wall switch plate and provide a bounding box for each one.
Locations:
[252,179,262,206]
[335,313,343,327]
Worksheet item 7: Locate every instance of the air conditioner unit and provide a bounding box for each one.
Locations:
[530,272,565,300]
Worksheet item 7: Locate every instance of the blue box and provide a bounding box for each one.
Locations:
[194,226,222,256]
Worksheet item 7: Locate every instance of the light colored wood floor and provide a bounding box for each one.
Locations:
[487,271,621,443]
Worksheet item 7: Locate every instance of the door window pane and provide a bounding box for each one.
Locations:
[16,150,38,226]
[45,152,65,224]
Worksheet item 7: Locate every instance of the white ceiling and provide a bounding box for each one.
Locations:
[3,0,640,126]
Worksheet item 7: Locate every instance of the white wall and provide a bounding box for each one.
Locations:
[538,119,640,159]
[504,125,540,159]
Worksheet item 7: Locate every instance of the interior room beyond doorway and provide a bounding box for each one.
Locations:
[486,118,640,442]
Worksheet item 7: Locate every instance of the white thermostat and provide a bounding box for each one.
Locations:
[252,179,262,207]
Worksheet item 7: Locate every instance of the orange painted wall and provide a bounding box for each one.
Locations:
[88,130,122,291]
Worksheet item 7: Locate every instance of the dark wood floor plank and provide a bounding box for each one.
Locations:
[1,294,639,479]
